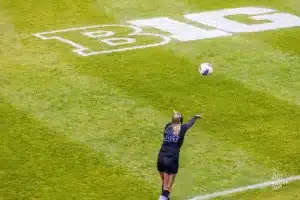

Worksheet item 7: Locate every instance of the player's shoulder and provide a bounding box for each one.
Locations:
[181,123,188,128]
[165,122,172,129]
[181,124,188,131]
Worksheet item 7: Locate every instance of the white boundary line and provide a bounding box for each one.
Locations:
[188,175,300,200]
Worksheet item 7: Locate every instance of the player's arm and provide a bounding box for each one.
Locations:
[185,114,201,129]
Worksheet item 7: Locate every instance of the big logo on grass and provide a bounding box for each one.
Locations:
[33,7,300,56]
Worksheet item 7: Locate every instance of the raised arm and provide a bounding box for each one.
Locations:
[185,114,201,129]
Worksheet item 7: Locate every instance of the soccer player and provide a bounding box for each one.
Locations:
[157,111,201,200]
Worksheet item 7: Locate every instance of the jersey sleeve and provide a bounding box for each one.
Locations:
[182,116,197,134]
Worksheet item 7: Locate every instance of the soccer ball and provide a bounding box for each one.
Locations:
[199,63,213,75]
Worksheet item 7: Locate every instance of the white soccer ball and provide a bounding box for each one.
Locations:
[199,63,213,76]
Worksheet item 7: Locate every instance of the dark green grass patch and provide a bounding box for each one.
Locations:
[0,100,157,200]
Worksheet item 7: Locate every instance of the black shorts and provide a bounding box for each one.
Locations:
[157,155,179,174]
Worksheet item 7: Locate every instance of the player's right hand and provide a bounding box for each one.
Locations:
[195,114,202,119]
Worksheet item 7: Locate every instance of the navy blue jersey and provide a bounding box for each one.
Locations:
[159,116,197,157]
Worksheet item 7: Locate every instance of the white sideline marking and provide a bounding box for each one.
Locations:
[188,175,300,200]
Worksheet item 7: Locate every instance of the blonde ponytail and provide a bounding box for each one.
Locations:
[172,124,181,135]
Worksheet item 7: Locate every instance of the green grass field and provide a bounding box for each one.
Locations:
[1,0,300,199]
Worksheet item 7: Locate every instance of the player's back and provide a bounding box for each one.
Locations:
[159,123,188,157]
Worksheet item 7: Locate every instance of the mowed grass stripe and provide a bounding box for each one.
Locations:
[0,100,157,200]
[0,64,165,179]
[0,0,115,31]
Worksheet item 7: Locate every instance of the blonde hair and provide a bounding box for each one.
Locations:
[172,123,181,135]
[172,111,182,135]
